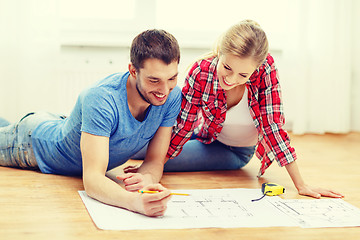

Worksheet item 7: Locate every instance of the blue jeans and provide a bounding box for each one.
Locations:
[0,117,10,127]
[132,136,255,172]
[0,112,63,170]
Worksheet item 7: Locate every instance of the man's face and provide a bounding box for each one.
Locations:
[135,59,178,106]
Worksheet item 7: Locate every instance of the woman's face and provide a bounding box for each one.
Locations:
[217,53,257,90]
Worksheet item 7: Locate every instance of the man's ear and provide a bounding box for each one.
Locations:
[128,63,137,78]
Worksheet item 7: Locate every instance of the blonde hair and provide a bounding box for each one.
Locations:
[212,20,269,67]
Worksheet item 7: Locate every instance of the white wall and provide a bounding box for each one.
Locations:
[0,0,359,133]
[0,0,60,121]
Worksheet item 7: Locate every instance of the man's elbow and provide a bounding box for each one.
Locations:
[82,172,100,199]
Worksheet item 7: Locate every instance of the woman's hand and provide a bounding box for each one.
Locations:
[117,172,153,192]
[297,184,344,199]
[131,184,171,217]
[285,161,344,199]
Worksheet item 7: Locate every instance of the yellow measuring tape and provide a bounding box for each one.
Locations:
[252,182,285,201]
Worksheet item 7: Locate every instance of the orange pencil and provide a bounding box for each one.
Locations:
[138,190,190,196]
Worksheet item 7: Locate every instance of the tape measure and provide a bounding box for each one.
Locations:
[262,182,285,196]
[252,182,285,201]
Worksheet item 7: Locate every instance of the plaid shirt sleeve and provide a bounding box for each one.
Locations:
[255,54,297,176]
[166,62,204,159]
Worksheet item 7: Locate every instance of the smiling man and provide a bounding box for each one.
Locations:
[0,29,181,217]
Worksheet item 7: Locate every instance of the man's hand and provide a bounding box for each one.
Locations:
[131,184,171,217]
[117,172,153,192]
[123,165,140,173]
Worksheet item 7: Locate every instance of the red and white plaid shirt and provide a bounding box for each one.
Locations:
[166,54,297,177]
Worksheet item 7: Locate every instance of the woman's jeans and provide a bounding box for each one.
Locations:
[132,136,255,172]
[0,112,62,170]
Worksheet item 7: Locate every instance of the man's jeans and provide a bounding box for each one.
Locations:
[0,112,63,170]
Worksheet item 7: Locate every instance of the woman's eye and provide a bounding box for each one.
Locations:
[224,65,231,70]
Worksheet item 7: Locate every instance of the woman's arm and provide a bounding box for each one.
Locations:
[257,55,297,173]
[285,161,344,198]
[258,55,343,198]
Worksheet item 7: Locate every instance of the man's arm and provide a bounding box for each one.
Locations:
[80,132,171,216]
[118,126,172,191]
[139,126,172,181]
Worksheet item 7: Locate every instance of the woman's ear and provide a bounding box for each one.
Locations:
[128,63,137,78]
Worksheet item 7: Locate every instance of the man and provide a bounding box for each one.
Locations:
[0,29,181,217]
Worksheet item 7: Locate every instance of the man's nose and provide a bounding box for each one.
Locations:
[157,81,169,94]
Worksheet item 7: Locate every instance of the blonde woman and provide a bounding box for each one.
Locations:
[141,20,342,199]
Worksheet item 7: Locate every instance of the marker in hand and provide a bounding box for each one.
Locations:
[138,190,190,196]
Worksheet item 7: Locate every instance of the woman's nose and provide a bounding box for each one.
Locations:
[227,74,237,84]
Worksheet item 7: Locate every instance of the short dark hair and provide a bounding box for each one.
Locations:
[130,29,180,70]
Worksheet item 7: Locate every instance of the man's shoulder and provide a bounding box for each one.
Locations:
[91,72,128,90]
[161,86,181,109]
[168,85,181,101]
[81,72,128,99]
[170,85,181,96]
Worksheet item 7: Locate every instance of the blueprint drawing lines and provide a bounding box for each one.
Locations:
[267,198,360,228]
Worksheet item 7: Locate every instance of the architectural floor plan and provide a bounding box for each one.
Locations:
[79,188,360,230]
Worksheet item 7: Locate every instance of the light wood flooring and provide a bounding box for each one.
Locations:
[1,132,359,240]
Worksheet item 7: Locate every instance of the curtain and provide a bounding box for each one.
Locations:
[282,0,352,134]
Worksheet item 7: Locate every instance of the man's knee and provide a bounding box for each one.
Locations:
[0,117,10,127]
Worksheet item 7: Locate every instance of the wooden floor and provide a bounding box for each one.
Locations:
[1,133,360,240]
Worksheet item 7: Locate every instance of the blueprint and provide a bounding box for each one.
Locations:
[267,198,360,228]
[164,188,296,229]
[78,188,360,230]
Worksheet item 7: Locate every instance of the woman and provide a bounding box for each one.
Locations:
[132,20,342,199]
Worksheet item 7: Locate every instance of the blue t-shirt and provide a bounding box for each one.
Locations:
[32,72,181,175]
